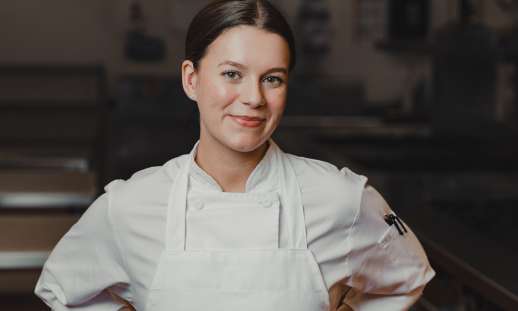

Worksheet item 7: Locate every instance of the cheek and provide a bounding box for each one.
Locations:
[265,90,287,116]
[200,79,238,109]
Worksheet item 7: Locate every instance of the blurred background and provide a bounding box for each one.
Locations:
[1,0,517,310]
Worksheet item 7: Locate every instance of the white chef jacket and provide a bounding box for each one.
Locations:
[35,140,435,310]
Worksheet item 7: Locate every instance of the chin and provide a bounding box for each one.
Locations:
[225,135,268,153]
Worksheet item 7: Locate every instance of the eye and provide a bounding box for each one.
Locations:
[222,70,241,81]
[263,76,284,87]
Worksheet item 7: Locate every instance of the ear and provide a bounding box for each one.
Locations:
[181,60,198,101]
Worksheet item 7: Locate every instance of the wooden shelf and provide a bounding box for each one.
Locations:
[0,171,96,209]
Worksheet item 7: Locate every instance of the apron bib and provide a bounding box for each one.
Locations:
[145,141,329,311]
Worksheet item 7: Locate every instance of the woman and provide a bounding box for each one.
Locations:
[35,1,435,310]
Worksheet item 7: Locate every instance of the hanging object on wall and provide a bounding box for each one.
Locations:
[354,0,387,42]
[296,0,331,54]
[125,0,166,63]
[388,0,430,40]
[295,0,332,75]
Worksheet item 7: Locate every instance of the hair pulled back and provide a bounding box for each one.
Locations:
[185,0,296,72]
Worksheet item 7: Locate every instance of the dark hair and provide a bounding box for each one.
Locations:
[185,0,296,72]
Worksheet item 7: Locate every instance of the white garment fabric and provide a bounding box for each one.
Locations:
[35,140,435,310]
[145,139,328,311]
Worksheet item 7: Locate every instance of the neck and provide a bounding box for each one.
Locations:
[195,135,269,193]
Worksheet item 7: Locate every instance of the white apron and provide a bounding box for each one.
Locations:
[145,142,330,311]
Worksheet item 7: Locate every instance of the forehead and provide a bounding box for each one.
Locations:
[201,25,290,70]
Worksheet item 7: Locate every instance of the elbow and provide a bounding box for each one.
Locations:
[34,269,69,308]
[403,257,436,294]
[359,255,436,295]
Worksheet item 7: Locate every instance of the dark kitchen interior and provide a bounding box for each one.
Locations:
[1,0,518,310]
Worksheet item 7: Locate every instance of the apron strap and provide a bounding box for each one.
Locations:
[165,145,195,251]
[271,140,309,250]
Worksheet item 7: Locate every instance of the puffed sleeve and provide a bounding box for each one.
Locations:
[34,190,132,310]
[343,185,435,310]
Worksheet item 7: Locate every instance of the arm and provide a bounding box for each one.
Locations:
[34,191,133,310]
[340,184,435,310]
[328,278,353,311]
[108,290,135,311]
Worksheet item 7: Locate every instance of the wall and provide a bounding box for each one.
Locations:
[0,0,511,104]
[0,0,112,63]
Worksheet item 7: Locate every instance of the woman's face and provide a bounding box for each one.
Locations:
[182,25,290,153]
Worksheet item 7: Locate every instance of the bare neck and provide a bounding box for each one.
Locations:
[195,137,269,193]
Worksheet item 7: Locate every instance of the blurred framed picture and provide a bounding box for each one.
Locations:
[353,0,387,42]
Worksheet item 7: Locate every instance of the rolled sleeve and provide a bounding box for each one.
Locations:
[343,185,435,310]
[34,191,132,310]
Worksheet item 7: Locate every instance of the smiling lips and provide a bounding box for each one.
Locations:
[229,115,266,128]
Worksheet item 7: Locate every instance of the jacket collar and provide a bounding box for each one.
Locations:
[187,139,279,193]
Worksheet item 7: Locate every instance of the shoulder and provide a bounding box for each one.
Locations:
[104,154,188,191]
[286,153,367,197]
[102,154,189,214]
[285,153,368,223]
[360,185,392,215]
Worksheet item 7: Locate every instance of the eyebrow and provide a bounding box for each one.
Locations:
[218,60,288,75]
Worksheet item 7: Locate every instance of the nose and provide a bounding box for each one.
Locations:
[241,79,265,108]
